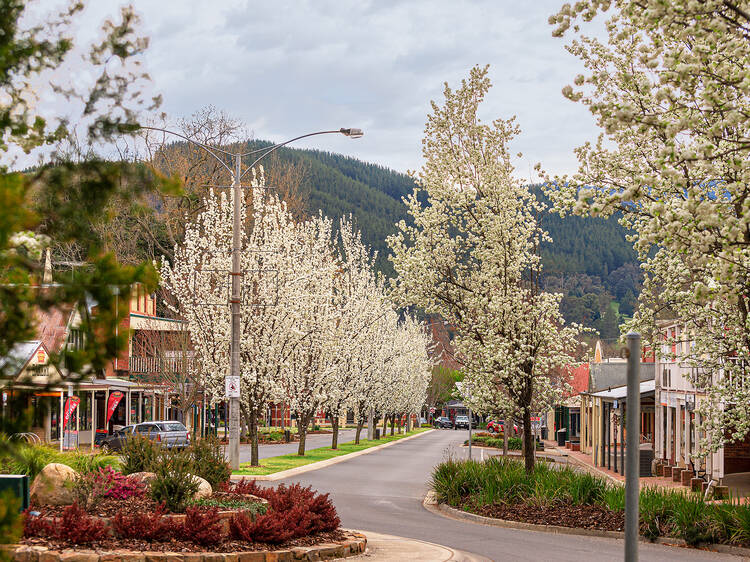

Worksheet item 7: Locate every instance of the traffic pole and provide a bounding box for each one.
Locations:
[468,406,472,460]
[625,332,641,562]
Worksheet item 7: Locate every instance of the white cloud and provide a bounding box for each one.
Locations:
[31,0,601,177]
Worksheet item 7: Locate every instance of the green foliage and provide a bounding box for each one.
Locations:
[670,493,712,546]
[2,443,60,479]
[189,436,230,488]
[149,448,199,513]
[0,490,22,549]
[120,434,160,475]
[69,450,120,474]
[190,496,267,515]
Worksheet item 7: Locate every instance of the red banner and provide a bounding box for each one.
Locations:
[62,396,80,430]
[106,391,124,425]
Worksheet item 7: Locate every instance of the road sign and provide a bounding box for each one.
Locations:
[429,407,436,414]
[225,376,240,398]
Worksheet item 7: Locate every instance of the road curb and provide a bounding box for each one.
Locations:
[352,530,490,562]
[423,492,750,557]
[232,429,434,481]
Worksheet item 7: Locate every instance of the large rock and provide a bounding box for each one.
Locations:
[30,463,78,506]
[191,475,212,500]
[127,471,157,486]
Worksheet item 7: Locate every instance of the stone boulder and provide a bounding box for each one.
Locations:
[191,475,212,500]
[29,463,78,506]
[127,471,157,486]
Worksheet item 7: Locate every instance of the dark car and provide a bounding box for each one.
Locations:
[102,425,134,451]
[433,416,453,429]
[103,421,190,451]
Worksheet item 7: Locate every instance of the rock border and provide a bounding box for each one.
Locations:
[5,531,366,562]
[423,492,750,558]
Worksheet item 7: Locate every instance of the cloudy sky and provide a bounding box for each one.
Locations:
[39,1,602,177]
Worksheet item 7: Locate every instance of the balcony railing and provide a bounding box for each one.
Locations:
[129,355,195,374]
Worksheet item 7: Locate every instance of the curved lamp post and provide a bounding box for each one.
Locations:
[139,125,363,468]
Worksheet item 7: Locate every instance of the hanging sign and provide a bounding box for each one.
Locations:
[106,391,124,425]
[62,396,80,430]
[225,376,240,398]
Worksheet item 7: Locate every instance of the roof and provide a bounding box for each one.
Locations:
[590,379,655,400]
[0,341,41,375]
[589,362,655,392]
[33,304,75,353]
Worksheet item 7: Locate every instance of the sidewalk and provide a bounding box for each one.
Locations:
[351,531,489,562]
[542,440,687,490]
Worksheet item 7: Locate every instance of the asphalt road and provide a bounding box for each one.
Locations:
[236,428,357,464]
[269,428,736,562]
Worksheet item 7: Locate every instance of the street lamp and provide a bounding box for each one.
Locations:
[139,125,363,469]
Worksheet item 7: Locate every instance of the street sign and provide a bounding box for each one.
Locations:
[225,376,240,398]
[429,407,436,414]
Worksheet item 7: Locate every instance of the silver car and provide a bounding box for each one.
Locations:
[131,420,191,450]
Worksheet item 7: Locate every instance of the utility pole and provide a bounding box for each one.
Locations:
[228,153,242,470]
[625,332,641,562]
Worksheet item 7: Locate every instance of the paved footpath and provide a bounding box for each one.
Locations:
[267,429,738,561]
[235,429,357,464]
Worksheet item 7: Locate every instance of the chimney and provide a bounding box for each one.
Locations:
[43,248,52,285]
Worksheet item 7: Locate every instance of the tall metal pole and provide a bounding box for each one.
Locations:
[229,153,242,470]
[468,406,472,460]
[625,332,641,562]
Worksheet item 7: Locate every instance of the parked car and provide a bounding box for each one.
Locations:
[102,425,134,451]
[103,420,190,451]
[454,415,470,430]
[419,417,427,426]
[487,419,518,435]
[433,416,453,429]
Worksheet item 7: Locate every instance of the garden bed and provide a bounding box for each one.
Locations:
[432,456,750,548]
[471,501,624,531]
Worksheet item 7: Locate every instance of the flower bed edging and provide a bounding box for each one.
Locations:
[4,531,366,562]
[423,494,750,558]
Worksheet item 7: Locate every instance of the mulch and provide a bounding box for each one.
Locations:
[20,530,350,553]
[470,501,625,532]
[38,495,160,518]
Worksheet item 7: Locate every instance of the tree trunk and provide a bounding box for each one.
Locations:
[355,419,364,444]
[503,423,509,456]
[382,415,387,436]
[297,413,310,456]
[390,416,395,436]
[522,407,534,473]
[250,411,259,466]
[406,413,412,432]
[331,417,339,449]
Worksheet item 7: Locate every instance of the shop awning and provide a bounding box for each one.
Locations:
[589,379,655,400]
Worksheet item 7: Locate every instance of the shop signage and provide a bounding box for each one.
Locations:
[106,391,124,425]
[62,396,80,430]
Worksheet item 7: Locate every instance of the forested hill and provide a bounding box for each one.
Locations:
[253,142,641,336]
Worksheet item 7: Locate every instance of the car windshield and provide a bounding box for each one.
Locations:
[456,416,468,421]
[158,422,186,432]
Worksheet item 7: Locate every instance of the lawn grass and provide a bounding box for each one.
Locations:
[233,427,430,475]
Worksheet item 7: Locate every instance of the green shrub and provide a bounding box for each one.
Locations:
[639,487,676,540]
[6,444,60,479]
[69,451,119,474]
[120,434,160,475]
[190,496,267,515]
[602,486,625,512]
[568,472,606,506]
[150,448,199,513]
[190,436,231,488]
[730,503,750,545]
[0,490,22,550]
[670,493,711,545]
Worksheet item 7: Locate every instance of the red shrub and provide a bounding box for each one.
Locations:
[180,506,224,546]
[22,511,54,538]
[112,503,174,541]
[228,482,340,544]
[56,502,109,544]
[231,509,293,544]
[224,478,269,499]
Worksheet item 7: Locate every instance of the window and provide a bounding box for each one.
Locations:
[158,422,186,432]
[662,367,671,388]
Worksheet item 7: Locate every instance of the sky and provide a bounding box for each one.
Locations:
[32,1,602,178]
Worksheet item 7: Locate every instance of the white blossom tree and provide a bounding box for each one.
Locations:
[161,171,301,466]
[544,1,750,451]
[389,65,582,472]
